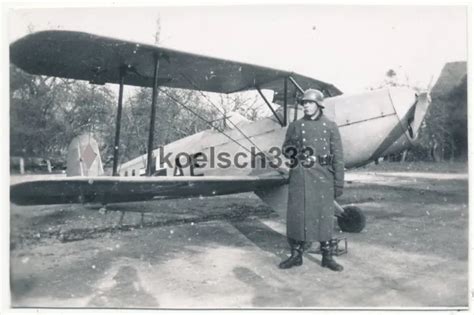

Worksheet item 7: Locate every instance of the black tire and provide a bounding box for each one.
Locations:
[337,206,366,233]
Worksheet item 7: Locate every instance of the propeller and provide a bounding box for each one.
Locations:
[409,76,433,140]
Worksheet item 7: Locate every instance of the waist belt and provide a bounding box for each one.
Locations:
[299,154,334,166]
[317,154,333,166]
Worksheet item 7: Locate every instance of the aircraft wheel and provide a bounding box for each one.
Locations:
[337,206,366,233]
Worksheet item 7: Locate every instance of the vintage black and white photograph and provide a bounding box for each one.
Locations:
[6,3,469,310]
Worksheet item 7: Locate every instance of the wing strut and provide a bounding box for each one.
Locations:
[289,76,304,122]
[288,76,304,93]
[256,87,284,126]
[146,54,161,176]
[112,65,127,176]
[257,77,291,127]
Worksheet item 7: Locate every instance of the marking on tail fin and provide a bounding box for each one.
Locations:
[82,144,98,169]
[67,133,104,177]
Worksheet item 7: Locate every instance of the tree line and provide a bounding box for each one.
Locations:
[373,67,467,163]
[10,64,467,173]
[10,64,264,171]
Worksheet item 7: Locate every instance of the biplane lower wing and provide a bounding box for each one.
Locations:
[10,175,288,206]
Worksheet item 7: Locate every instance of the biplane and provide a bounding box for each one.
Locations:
[10,30,431,233]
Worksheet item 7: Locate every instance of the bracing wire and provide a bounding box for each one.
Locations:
[159,89,259,156]
[177,72,283,168]
[158,88,286,177]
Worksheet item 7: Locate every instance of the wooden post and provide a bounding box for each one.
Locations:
[146,54,161,176]
[112,66,126,176]
[46,159,52,173]
[19,157,24,174]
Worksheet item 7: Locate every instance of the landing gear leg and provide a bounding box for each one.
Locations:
[99,204,108,225]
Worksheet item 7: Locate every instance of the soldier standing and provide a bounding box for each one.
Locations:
[279,89,345,271]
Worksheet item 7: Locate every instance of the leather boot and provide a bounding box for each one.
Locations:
[279,242,303,269]
[320,241,343,272]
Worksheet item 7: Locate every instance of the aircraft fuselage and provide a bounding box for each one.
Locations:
[119,86,428,178]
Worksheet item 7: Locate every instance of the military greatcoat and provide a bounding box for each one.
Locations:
[282,112,344,242]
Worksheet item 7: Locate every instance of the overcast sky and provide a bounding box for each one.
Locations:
[8,4,467,94]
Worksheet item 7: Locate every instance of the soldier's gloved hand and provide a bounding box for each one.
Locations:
[298,153,311,166]
[303,156,317,166]
[334,186,343,198]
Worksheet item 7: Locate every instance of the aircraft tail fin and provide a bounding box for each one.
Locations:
[66,133,104,176]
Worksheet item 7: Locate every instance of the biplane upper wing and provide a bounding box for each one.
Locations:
[10,30,342,98]
[10,175,288,206]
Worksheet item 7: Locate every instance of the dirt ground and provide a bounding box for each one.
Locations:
[9,164,469,309]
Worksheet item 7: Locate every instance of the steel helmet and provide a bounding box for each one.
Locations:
[300,89,325,108]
